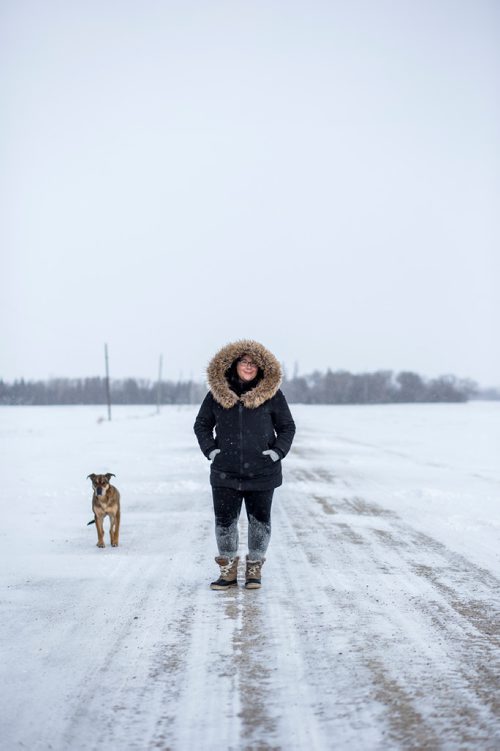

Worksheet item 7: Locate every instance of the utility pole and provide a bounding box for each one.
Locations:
[104,343,111,421]
[156,354,163,414]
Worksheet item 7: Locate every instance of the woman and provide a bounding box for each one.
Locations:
[194,339,296,590]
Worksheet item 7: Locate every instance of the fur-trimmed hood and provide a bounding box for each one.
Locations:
[206,340,282,409]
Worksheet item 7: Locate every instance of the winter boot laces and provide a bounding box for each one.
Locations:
[245,556,265,590]
[210,556,239,590]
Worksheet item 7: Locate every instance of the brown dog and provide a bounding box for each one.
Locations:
[87,473,121,548]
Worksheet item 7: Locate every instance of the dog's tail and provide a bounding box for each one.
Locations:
[87,519,96,526]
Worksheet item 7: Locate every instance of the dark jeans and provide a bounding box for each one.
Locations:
[212,486,274,561]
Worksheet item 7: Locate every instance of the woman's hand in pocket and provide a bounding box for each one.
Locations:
[262,449,280,462]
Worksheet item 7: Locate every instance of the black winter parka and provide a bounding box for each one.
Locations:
[193,340,296,491]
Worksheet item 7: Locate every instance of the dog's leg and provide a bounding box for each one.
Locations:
[111,510,120,547]
[95,515,105,548]
[109,514,114,546]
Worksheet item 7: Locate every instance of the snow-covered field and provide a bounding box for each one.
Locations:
[1,402,499,750]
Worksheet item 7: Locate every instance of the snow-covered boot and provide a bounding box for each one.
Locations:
[245,556,265,589]
[210,556,239,590]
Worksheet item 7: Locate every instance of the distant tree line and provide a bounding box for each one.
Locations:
[0,370,480,406]
[281,370,478,404]
[0,377,206,406]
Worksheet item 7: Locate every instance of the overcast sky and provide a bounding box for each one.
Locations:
[1,0,498,387]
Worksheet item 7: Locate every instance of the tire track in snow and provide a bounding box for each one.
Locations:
[55,506,219,750]
[159,586,243,751]
[231,589,281,748]
[285,461,500,748]
[270,508,393,750]
[232,516,332,750]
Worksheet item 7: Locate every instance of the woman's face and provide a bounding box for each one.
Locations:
[236,355,259,382]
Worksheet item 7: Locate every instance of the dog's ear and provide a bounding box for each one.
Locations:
[105,473,116,480]
[87,473,96,481]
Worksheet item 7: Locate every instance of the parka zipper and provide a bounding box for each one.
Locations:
[238,401,243,490]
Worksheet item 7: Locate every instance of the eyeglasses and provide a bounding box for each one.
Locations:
[239,359,258,368]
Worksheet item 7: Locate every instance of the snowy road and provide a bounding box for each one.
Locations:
[1,404,499,750]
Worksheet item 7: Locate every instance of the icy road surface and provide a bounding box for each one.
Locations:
[1,403,499,750]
